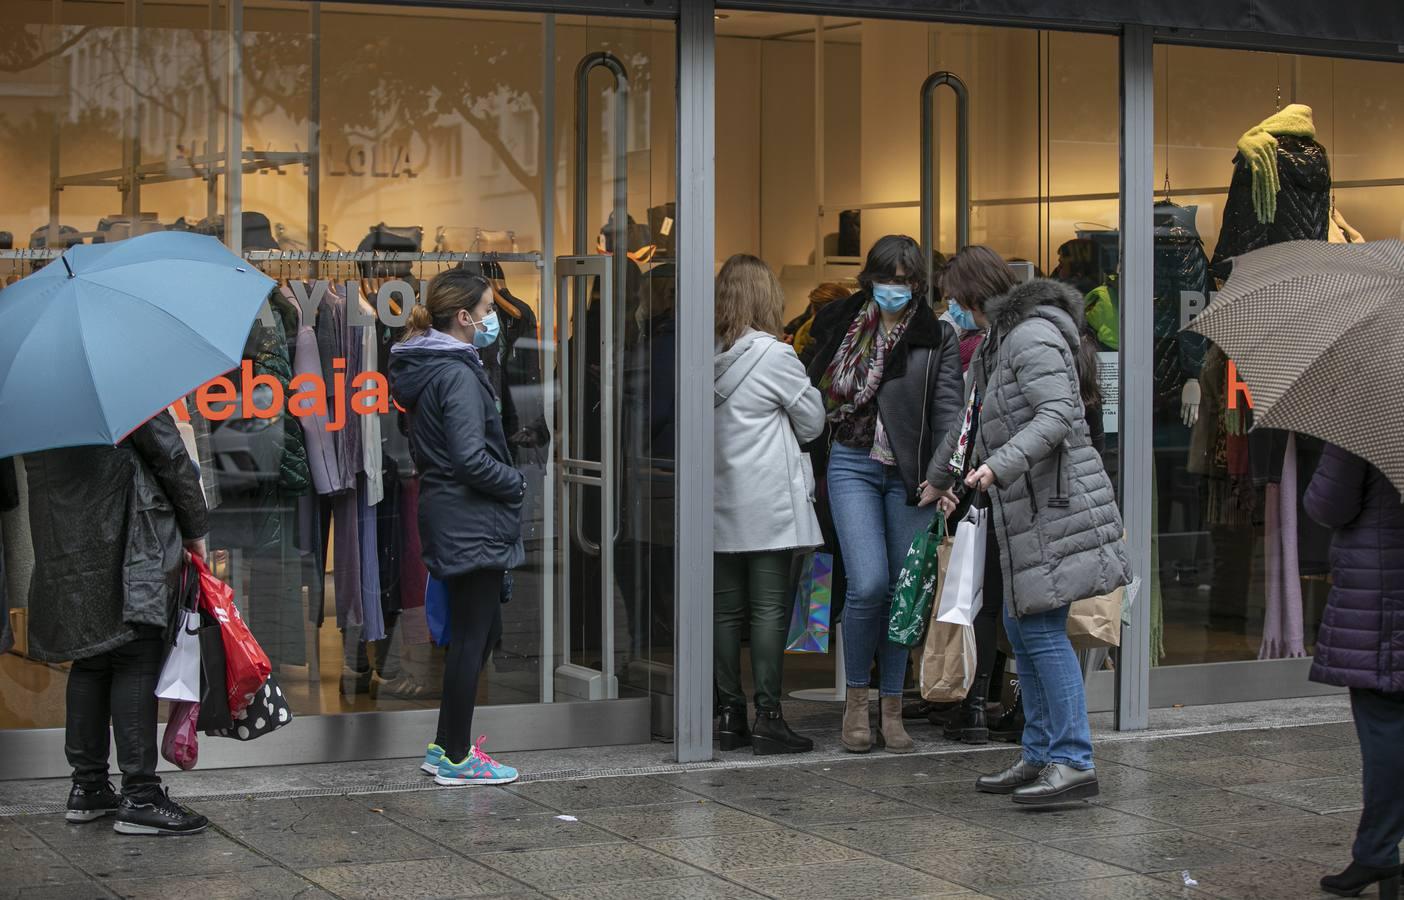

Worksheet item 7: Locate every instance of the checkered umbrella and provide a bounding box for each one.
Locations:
[1187,239,1404,493]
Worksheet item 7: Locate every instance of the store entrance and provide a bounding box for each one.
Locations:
[0,2,677,776]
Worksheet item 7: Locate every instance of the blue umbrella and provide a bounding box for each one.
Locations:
[0,231,275,458]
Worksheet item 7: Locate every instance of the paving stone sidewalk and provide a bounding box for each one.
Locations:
[0,712,1389,900]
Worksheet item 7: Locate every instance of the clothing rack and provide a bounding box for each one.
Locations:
[242,250,544,266]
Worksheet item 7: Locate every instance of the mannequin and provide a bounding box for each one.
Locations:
[1196,103,1331,654]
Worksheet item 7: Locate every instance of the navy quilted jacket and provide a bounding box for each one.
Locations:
[1304,444,1404,692]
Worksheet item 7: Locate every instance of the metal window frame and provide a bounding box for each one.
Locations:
[673,0,717,763]
[1116,23,1155,731]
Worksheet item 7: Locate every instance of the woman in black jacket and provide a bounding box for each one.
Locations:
[389,269,525,786]
[25,411,210,835]
[802,235,963,753]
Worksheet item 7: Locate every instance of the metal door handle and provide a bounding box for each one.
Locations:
[920,71,970,307]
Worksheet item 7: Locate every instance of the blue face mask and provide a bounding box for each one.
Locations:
[470,310,500,349]
[872,283,912,313]
[947,298,979,332]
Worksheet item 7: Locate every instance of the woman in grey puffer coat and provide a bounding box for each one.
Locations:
[931,277,1129,806]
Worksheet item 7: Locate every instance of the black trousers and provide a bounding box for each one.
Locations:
[65,627,164,798]
[433,569,504,763]
[1350,687,1404,868]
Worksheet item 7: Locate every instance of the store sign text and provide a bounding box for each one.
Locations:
[173,358,396,431]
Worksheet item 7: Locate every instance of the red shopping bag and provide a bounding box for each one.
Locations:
[191,555,270,717]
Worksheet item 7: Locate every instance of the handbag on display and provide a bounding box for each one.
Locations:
[936,505,988,626]
[155,569,202,703]
[784,551,833,654]
[206,675,292,741]
[887,515,950,646]
[161,700,200,770]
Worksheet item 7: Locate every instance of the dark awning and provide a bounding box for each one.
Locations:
[724,0,1404,58]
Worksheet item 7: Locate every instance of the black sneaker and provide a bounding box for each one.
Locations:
[66,782,120,823]
[113,789,209,836]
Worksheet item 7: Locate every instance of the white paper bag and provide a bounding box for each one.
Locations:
[155,609,202,703]
[936,505,987,626]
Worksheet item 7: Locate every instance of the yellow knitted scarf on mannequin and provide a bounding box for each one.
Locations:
[1237,103,1316,224]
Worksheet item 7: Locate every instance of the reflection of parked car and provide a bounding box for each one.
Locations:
[208,384,284,495]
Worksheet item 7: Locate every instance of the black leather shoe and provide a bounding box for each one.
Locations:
[66,781,120,823]
[902,699,934,720]
[975,759,1044,794]
[925,702,959,727]
[943,698,989,744]
[717,706,750,751]
[113,789,209,836]
[1321,861,1402,898]
[751,707,813,755]
[1011,764,1099,806]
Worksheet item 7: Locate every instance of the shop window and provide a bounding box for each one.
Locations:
[1149,45,1403,666]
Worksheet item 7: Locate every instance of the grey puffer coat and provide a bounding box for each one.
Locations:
[929,279,1129,617]
[24,411,209,662]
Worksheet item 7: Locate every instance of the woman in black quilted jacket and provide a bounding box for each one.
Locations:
[1304,445,1404,899]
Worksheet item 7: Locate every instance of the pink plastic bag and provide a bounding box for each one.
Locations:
[161,701,200,771]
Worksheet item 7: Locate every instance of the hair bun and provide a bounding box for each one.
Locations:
[407,303,433,330]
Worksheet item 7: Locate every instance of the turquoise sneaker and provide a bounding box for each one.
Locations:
[434,736,519,787]
[420,743,445,775]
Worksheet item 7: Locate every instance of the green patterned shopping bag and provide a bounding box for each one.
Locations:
[887,514,949,646]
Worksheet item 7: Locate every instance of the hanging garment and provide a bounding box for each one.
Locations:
[333,491,362,630]
[357,476,385,643]
[314,288,356,494]
[291,287,338,495]
[359,298,384,507]
[1,457,33,617]
[185,399,222,509]
[376,457,403,622]
[1211,109,1330,283]
[1261,434,1307,659]
[398,477,430,646]
[496,285,541,388]
[1152,202,1211,415]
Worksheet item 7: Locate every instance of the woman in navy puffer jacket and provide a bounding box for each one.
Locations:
[1304,444,1404,899]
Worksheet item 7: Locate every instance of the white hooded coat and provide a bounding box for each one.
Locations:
[713,330,826,553]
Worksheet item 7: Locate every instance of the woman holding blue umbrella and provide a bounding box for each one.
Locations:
[0,232,279,834]
[24,412,212,835]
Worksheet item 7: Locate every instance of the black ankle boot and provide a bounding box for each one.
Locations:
[943,677,989,745]
[751,706,813,755]
[1321,862,1402,899]
[989,681,1025,744]
[717,706,750,751]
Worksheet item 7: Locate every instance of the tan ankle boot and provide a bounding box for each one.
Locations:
[879,696,915,753]
[841,687,871,753]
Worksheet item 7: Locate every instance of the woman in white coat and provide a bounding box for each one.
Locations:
[713,255,826,754]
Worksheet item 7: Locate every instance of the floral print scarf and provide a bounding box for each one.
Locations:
[819,299,912,422]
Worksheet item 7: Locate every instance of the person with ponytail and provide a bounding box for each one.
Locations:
[389,268,525,786]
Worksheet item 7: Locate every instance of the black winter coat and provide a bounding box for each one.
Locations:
[1210,135,1330,283]
[802,291,964,505]
[389,335,526,579]
[1304,444,1404,693]
[24,411,208,662]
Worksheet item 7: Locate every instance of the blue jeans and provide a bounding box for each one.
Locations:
[828,443,935,697]
[1002,602,1095,770]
